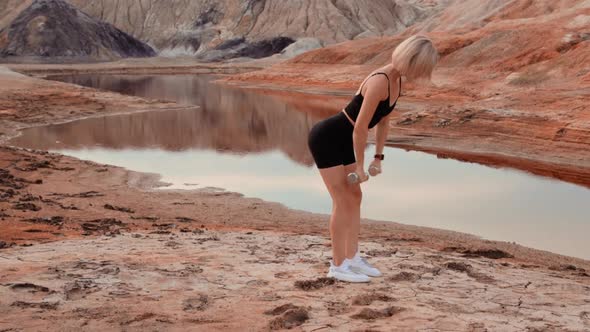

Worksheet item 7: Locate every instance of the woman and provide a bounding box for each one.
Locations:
[307,35,439,283]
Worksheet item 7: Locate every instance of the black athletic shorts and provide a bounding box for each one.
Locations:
[308,112,356,169]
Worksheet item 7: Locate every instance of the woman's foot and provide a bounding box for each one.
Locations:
[327,259,371,283]
[348,251,382,277]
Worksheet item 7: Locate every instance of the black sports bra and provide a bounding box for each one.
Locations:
[344,72,401,129]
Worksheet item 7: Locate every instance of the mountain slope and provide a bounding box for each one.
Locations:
[248,0,590,82]
[0,0,155,59]
[66,0,440,55]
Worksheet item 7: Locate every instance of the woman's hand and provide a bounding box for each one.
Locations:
[369,159,382,176]
[355,167,369,183]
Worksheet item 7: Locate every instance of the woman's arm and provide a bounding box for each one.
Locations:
[375,112,390,156]
[353,75,388,179]
[368,112,391,174]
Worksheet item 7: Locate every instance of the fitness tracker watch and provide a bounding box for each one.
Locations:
[374,154,384,160]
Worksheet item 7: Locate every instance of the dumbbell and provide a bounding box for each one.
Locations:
[347,172,368,184]
[368,165,381,176]
[348,165,382,184]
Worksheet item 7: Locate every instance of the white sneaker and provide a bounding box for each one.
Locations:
[349,251,382,277]
[327,259,371,283]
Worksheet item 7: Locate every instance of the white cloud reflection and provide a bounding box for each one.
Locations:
[56,147,590,259]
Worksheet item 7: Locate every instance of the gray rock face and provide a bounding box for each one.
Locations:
[0,0,448,60]
[279,38,324,58]
[198,36,295,62]
[0,0,155,59]
[65,0,438,56]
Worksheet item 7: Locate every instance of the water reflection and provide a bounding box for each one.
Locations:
[9,75,590,260]
[13,75,317,165]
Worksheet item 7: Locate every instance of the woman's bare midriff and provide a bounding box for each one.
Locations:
[342,109,355,126]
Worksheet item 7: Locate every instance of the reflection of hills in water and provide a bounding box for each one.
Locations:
[12,75,321,166]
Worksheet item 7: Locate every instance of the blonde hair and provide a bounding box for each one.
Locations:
[392,35,439,81]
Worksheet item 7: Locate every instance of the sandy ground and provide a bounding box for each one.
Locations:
[1,63,590,331]
[2,230,590,331]
[0,145,589,331]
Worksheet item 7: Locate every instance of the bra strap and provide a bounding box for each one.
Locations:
[385,73,391,101]
[359,72,390,98]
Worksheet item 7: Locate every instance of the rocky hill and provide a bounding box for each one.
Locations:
[0,0,155,59]
[228,0,589,88]
[69,0,439,56]
[0,0,442,59]
[282,0,590,82]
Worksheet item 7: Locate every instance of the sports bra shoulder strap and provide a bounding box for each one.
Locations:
[359,72,390,97]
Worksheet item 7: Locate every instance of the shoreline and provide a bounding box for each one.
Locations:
[1,142,589,268]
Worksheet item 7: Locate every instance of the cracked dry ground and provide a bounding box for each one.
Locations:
[1,230,589,331]
[0,147,589,331]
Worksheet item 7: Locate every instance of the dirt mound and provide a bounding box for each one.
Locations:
[0,0,155,59]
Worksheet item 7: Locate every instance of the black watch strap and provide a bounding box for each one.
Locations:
[374,154,384,160]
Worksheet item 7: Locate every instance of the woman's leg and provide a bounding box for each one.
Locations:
[344,162,362,259]
[318,165,356,266]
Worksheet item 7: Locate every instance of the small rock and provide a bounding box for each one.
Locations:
[294,277,335,291]
[183,294,209,311]
[264,303,300,316]
[445,262,472,272]
[9,283,51,293]
[434,119,452,128]
[462,249,513,259]
[268,308,309,330]
[387,271,420,282]
[104,204,135,213]
[12,202,41,211]
[176,217,195,223]
[352,293,395,306]
[351,306,404,320]
[0,241,15,249]
[11,301,59,310]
